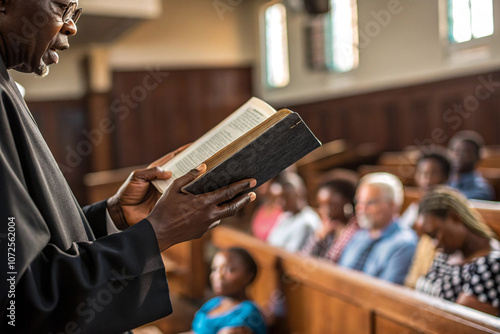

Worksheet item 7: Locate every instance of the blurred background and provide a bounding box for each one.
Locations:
[12,0,500,205]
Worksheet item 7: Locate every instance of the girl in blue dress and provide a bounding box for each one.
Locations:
[190,247,267,334]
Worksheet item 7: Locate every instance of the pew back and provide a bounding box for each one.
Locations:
[212,226,500,334]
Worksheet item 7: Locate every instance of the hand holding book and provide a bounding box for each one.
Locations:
[146,163,257,252]
[152,97,321,196]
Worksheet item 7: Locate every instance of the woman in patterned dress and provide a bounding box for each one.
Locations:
[415,187,500,316]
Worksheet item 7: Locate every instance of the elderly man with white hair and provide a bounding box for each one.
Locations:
[338,173,417,284]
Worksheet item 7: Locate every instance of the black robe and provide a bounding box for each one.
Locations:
[0,57,172,333]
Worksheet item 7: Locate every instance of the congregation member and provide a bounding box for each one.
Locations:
[187,247,267,334]
[267,173,322,252]
[416,187,500,316]
[402,148,452,288]
[300,178,359,263]
[399,148,452,228]
[338,173,417,284]
[448,130,495,200]
[250,178,283,241]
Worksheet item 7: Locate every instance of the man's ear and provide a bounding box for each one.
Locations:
[0,0,6,13]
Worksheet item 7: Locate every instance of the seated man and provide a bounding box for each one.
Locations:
[448,130,495,200]
[338,173,417,284]
[400,148,451,228]
[267,173,321,252]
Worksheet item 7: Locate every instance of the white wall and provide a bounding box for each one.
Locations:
[256,0,500,105]
[109,0,256,69]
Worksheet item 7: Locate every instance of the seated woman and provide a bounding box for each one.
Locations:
[300,178,359,263]
[189,247,267,334]
[415,187,500,316]
[250,178,284,241]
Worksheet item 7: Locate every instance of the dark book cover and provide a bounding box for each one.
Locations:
[182,112,321,195]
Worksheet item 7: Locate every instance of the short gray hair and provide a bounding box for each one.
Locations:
[359,172,404,209]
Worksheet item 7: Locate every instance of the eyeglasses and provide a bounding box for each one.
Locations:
[61,1,83,24]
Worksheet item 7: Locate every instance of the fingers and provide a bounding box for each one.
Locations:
[149,143,192,168]
[203,178,257,204]
[172,164,207,188]
[214,192,256,220]
[131,166,172,182]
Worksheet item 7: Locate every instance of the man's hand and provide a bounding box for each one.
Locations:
[107,144,190,229]
[147,164,257,252]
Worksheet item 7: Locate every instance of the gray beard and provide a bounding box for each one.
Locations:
[357,214,373,230]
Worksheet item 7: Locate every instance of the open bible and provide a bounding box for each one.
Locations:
[152,97,321,195]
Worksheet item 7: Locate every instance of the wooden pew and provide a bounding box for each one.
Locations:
[377,150,419,167]
[469,200,500,238]
[478,167,500,202]
[297,140,381,204]
[160,236,208,300]
[212,226,500,334]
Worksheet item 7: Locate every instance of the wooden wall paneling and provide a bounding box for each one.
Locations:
[475,95,500,145]
[31,103,58,156]
[153,71,189,160]
[110,67,252,168]
[29,100,88,203]
[57,104,90,203]
[110,71,147,167]
[289,69,500,152]
[317,101,344,143]
[384,102,401,150]
[371,103,392,150]
[86,93,114,171]
[406,97,429,149]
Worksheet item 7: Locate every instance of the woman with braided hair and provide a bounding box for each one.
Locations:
[415,187,500,316]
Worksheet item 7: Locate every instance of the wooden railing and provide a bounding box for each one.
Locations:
[212,226,500,334]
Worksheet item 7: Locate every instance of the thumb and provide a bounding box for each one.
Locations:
[132,166,172,182]
[172,164,207,188]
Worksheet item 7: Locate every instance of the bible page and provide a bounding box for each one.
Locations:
[153,97,276,192]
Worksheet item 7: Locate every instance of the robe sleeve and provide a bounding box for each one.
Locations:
[3,219,173,334]
[82,200,110,239]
